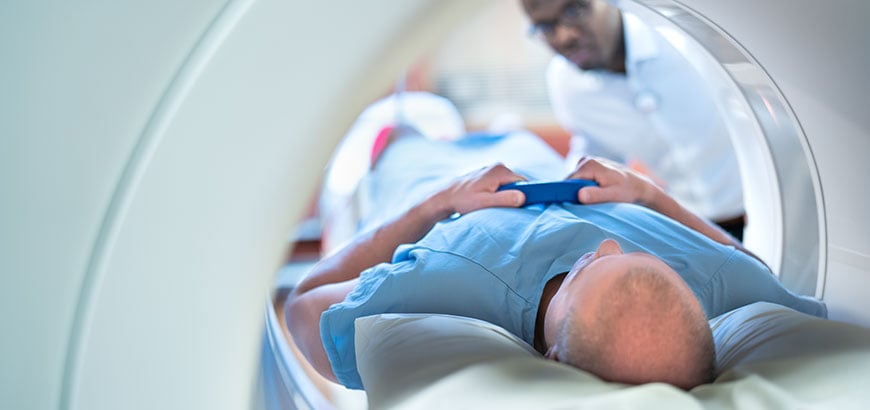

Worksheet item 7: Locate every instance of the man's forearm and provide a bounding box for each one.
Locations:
[572,157,755,257]
[284,201,452,384]
[641,184,739,248]
[284,163,526,384]
[293,192,453,296]
[636,174,769,263]
[292,164,525,296]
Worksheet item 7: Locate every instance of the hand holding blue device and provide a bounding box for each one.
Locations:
[497,179,598,206]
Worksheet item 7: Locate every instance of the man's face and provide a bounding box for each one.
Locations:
[522,0,623,71]
[542,239,680,359]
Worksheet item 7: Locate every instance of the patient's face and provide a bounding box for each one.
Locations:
[543,239,678,357]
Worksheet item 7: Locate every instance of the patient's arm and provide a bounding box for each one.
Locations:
[568,157,760,261]
[285,163,526,383]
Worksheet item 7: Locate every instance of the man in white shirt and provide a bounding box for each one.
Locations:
[521,0,746,238]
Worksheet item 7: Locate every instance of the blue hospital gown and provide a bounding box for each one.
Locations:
[321,201,827,389]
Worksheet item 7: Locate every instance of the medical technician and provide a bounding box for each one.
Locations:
[520,0,746,238]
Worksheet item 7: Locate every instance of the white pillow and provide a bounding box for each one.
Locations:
[712,301,870,372]
[353,314,691,409]
[355,303,870,409]
[353,314,541,408]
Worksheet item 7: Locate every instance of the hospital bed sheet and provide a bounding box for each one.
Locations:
[354,302,870,409]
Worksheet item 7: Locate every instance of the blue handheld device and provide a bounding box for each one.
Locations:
[497,179,598,206]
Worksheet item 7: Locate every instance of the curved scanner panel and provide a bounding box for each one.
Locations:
[619,0,823,300]
[1,0,490,408]
[651,0,870,324]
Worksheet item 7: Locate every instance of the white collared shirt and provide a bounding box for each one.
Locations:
[547,13,744,220]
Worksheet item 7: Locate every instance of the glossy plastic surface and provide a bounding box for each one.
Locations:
[498,179,598,206]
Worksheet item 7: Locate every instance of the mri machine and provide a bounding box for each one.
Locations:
[2,0,869,408]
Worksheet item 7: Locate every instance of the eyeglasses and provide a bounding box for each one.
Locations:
[527,0,593,39]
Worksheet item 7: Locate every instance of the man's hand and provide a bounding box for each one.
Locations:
[567,157,660,206]
[431,163,527,216]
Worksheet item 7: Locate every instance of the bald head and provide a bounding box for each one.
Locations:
[555,265,715,390]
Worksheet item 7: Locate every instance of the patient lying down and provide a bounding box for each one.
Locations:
[541,247,714,389]
[285,126,826,391]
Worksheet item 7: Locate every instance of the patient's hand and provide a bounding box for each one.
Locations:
[567,157,660,206]
[570,157,747,252]
[432,163,526,215]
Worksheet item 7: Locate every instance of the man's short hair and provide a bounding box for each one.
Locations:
[555,265,716,390]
